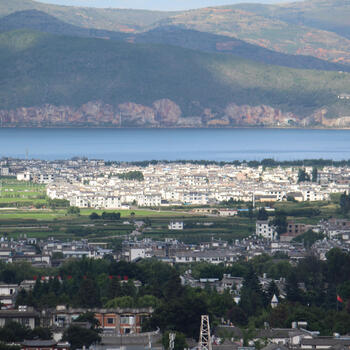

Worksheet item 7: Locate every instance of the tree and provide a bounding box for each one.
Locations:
[63,325,101,350]
[267,280,280,302]
[0,322,30,342]
[226,306,248,326]
[89,212,100,220]
[339,192,350,214]
[312,167,318,182]
[107,278,122,300]
[74,312,100,328]
[298,168,310,183]
[137,295,161,308]
[248,204,253,221]
[239,266,266,316]
[271,212,287,236]
[67,206,80,215]
[292,230,324,248]
[285,272,304,303]
[77,279,100,307]
[105,296,135,308]
[257,208,268,221]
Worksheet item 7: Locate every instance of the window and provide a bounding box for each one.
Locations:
[107,318,114,324]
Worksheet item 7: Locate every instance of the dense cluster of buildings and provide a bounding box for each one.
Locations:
[1,158,350,208]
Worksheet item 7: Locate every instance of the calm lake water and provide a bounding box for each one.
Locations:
[1,128,350,161]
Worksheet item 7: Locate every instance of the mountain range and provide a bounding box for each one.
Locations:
[0,0,350,128]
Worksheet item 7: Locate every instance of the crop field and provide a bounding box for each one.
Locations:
[0,178,46,207]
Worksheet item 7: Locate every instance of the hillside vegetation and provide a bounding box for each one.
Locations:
[158,6,350,64]
[233,0,350,39]
[0,29,349,116]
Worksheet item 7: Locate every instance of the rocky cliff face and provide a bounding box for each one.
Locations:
[0,99,347,128]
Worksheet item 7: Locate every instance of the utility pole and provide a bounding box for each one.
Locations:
[169,332,176,350]
[198,315,212,350]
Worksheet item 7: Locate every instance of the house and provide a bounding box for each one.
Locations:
[218,209,238,217]
[0,307,39,329]
[129,248,146,262]
[255,328,309,347]
[52,307,153,335]
[174,249,237,265]
[256,221,277,240]
[300,336,350,349]
[279,222,307,242]
[0,284,18,308]
[168,221,184,230]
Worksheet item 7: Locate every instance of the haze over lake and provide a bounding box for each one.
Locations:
[1,128,350,161]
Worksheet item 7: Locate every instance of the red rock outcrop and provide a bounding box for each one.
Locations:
[118,102,158,126]
[0,100,348,128]
[224,103,299,126]
[153,99,182,126]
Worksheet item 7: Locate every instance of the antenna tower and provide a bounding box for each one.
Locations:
[198,315,212,350]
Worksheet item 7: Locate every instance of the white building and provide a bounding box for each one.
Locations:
[256,220,278,240]
[168,221,184,230]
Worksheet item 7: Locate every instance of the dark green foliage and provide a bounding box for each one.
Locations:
[63,325,101,350]
[0,262,37,284]
[271,212,287,235]
[66,206,80,215]
[0,322,30,342]
[162,331,188,350]
[47,198,69,209]
[116,171,144,181]
[0,343,20,350]
[257,207,268,221]
[101,212,121,221]
[298,168,310,183]
[74,312,100,328]
[0,322,51,343]
[107,278,122,300]
[226,306,248,326]
[285,272,305,303]
[339,192,350,214]
[89,212,100,220]
[239,266,267,316]
[146,289,210,339]
[312,167,318,182]
[78,278,101,307]
[266,280,280,301]
[292,230,324,248]
[89,212,121,220]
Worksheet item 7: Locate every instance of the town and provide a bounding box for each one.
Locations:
[1,158,350,350]
[3,158,350,208]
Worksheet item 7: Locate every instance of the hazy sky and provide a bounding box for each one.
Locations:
[37,0,300,11]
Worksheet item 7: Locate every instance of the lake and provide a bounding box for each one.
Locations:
[1,128,350,161]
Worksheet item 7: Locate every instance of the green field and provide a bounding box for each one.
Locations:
[0,178,46,207]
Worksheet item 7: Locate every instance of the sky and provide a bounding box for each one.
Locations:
[36,0,301,11]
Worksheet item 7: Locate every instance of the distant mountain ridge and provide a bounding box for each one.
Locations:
[1,10,349,73]
[1,0,350,64]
